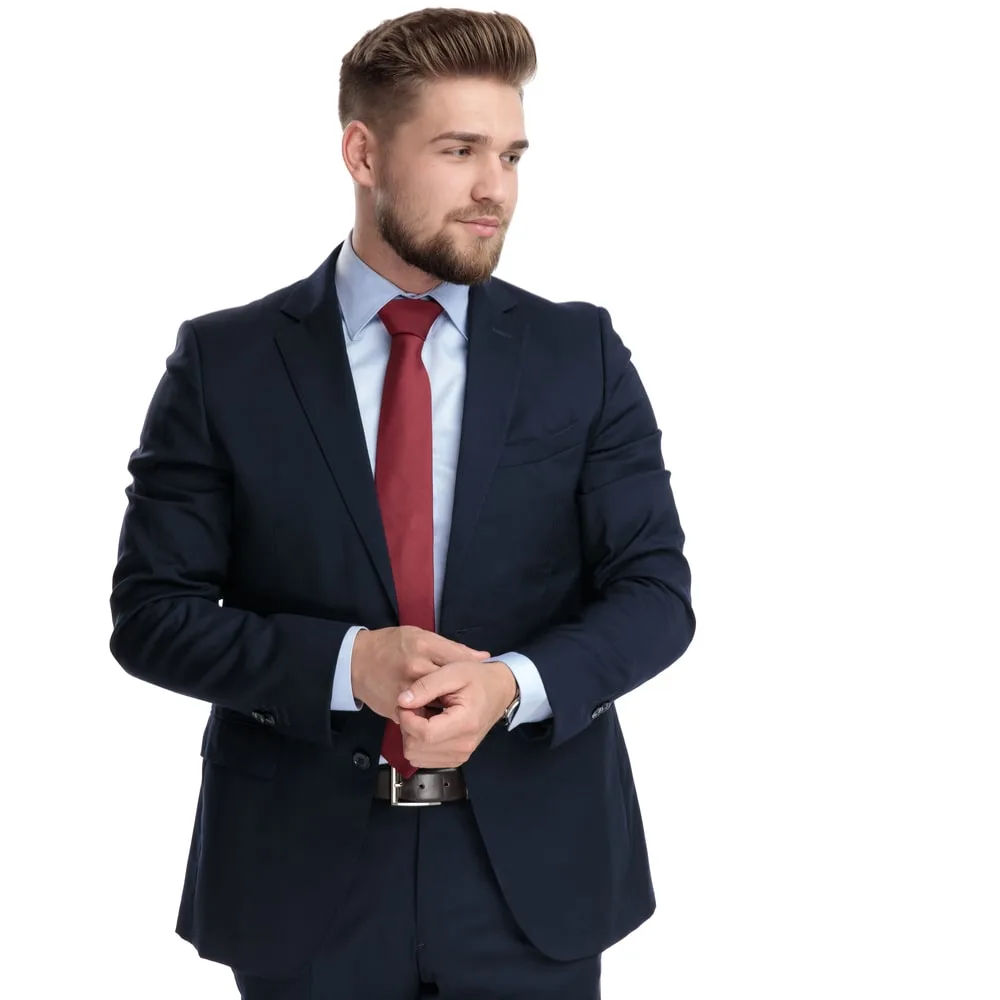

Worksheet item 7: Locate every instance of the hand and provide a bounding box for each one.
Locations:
[351,625,492,723]
[396,660,518,769]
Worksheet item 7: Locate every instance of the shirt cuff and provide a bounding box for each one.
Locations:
[331,625,367,711]
[485,652,552,728]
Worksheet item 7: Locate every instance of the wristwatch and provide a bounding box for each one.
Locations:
[501,681,521,729]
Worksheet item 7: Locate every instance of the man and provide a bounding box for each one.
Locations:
[110,8,695,998]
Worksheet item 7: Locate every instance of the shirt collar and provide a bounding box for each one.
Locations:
[334,229,470,342]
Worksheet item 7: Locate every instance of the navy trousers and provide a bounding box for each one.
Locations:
[230,795,601,999]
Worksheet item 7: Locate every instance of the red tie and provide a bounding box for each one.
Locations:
[374,296,444,777]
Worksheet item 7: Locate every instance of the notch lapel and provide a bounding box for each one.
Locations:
[274,243,399,616]
[438,279,527,634]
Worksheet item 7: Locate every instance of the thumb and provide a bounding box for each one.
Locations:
[399,669,454,709]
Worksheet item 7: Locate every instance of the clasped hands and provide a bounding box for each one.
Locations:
[350,625,517,768]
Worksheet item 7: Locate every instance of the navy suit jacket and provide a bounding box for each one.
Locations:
[109,241,695,978]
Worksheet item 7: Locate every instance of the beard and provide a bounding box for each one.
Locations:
[373,169,507,286]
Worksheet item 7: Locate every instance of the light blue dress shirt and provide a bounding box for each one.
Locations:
[329,231,552,746]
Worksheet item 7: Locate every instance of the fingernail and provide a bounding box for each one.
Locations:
[400,690,414,704]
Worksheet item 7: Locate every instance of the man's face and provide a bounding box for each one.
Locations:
[371,77,527,285]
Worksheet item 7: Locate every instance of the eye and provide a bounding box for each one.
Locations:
[448,147,522,164]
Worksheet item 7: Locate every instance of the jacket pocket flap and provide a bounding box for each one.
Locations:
[496,420,584,467]
[201,713,280,779]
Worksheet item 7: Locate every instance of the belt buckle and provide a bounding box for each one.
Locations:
[389,765,442,807]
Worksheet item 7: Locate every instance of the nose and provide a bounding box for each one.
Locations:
[470,155,511,210]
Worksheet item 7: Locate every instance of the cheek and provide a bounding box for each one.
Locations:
[413,178,452,225]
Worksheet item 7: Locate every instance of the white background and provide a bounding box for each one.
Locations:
[3,1,998,997]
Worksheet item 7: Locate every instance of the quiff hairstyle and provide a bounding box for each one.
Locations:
[339,8,537,148]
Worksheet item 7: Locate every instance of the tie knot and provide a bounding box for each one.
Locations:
[378,296,444,342]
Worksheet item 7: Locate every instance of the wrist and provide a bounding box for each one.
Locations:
[507,672,520,707]
[350,630,370,705]
[491,659,517,699]
[490,660,519,721]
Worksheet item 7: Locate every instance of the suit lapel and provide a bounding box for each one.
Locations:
[438,279,526,633]
[274,242,527,630]
[275,244,398,614]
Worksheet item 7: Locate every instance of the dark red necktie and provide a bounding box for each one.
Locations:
[374,296,443,777]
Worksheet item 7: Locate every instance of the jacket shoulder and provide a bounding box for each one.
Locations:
[489,274,604,325]
[183,280,299,339]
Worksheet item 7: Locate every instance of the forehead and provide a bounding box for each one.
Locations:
[408,77,526,140]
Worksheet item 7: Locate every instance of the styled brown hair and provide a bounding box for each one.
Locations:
[339,8,537,147]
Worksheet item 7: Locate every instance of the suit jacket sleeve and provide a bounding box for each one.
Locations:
[109,321,352,747]
[515,305,695,749]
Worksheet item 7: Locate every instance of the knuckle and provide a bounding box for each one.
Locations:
[407,660,431,681]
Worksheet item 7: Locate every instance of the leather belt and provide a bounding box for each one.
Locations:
[374,765,468,806]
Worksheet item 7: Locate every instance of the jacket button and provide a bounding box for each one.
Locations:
[352,750,372,771]
[251,710,275,726]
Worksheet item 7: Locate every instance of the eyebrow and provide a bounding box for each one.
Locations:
[430,130,529,151]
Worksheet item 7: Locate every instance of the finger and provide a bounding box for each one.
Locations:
[404,654,467,688]
[390,700,433,723]
[400,664,466,709]
[398,707,433,742]
[400,704,466,749]
[408,658,447,681]
[418,704,474,745]
[407,747,469,769]
[429,635,491,664]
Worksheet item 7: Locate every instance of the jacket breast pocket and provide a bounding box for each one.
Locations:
[201,712,281,779]
[495,419,585,467]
